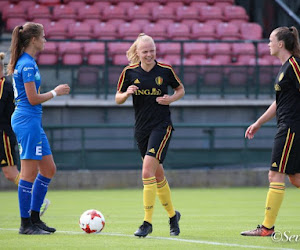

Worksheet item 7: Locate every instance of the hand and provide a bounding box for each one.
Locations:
[54,84,70,96]
[126,85,139,96]
[245,122,261,139]
[156,94,172,105]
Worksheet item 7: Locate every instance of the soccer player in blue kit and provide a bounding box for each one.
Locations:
[7,22,70,235]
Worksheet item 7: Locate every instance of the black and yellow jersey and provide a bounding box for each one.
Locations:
[117,61,182,135]
[0,77,15,130]
[274,56,300,129]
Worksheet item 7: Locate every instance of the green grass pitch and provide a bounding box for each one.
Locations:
[0,188,299,249]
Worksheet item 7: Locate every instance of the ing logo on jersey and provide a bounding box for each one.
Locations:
[155,76,163,86]
[278,72,284,82]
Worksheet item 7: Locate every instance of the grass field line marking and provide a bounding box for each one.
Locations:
[0,228,295,250]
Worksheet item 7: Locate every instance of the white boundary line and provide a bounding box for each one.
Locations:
[0,228,295,250]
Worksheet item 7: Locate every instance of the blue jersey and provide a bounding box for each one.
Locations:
[12,52,42,114]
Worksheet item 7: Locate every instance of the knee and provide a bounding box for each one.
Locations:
[40,163,56,179]
[3,171,15,182]
[289,176,300,188]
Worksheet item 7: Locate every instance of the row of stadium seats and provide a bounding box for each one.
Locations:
[4,20,261,40]
[1,2,247,25]
[37,41,279,66]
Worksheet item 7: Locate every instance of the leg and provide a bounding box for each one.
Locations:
[288,173,300,187]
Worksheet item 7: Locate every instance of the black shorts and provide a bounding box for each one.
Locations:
[0,129,18,167]
[270,125,300,175]
[136,122,173,164]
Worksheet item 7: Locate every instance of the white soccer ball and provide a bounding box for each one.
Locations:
[79,209,105,234]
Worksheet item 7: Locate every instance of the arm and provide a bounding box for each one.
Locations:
[245,101,276,139]
[156,84,185,105]
[115,85,139,105]
[25,82,70,106]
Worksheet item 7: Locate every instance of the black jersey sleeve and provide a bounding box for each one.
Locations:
[0,78,8,117]
[117,67,131,92]
[288,57,300,90]
[167,67,182,89]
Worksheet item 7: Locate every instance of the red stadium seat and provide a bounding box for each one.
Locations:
[68,22,92,40]
[151,5,175,22]
[143,22,167,40]
[112,55,130,65]
[176,5,199,22]
[37,0,61,6]
[27,5,51,20]
[66,1,86,12]
[127,5,151,22]
[167,23,190,40]
[216,22,240,40]
[199,6,223,23]
[232,43,256,65]
[76,66,100,89]
[117,1,135,11]
[162,55,181,65]
[226,66,249,86]
[77,4,101,22]
[5,18,26,32]
[190,22,216,40]
[32,18,52,30]
[118,22,142,40]
[2,4,26,20]
[93,22,118,39]
[223,5,249,22]
[46,21,68,39]
[83,42,105,65]
[189,2,209,11]
[53,5,76,21]
[58,42,83,65]
[158,43,181,55]
[258,42,270,57]
[0,1,10,13]
[108,42,131,55]
[208,43,232,64]
[141,2,160,13]
[37,42,58,65]
[240,23,263,40]
[102,5,126,22]
[183,43,207,57]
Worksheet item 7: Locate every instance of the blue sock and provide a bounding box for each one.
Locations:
[31,174,51,212]
[18,179,33,218]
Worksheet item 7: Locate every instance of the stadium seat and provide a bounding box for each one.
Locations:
[37,42,58,65]
[2,4,26,20]
[183,43,207,57]
[216,22,240,40]
[226,66,250,86]
[5,18,27,32]
[207,43,232,64]
[127,5,151,22]
[190,22,216,40]
[118,22,142,40]
[143,22,167,40]
[46,21,68,39]
[199,6,223,23]
[66,1,87,12]
[112,55,130,65]
[68,22,92,40]
[158,43,181,55]
[240,23,263,40]
[37,0,61,6]
[258,42,270,57]
[58,42,83,65]
[141,2,160,13]
[27,4,51,20]
[189,2,209,11]
[162,55,181,65]
[117,1,135,11]
[53,5,76,21]
[108,42,132,55]
[232,43,256,65]
[176,5,199,22]
[32,18,52,30]
[167,23,190,40]
[223,5,249,22]
[151,5,175,23]
[76,66,100,89]
[199,59,224,86]
[83,42,105,65]
[77,4,101,22]
[0,1,10,13]
[102,5,126,22]
[93,22,118,39]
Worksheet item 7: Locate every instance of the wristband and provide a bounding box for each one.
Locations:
[50,90,57,98]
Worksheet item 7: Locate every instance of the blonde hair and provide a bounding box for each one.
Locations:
[7,22,43,75]
[273,26,300,58]
[126,33,155,65]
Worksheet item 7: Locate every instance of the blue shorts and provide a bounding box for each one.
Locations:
[11,112,52,160]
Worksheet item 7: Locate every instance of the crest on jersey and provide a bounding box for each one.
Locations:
[155,76,163,86]
[275,84,281,91]
[278,72,284,82]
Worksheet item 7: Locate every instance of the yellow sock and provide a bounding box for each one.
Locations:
[14,173,20,185]
[157,177,176,218]
[262,182,285,229]
[143,177,157,224]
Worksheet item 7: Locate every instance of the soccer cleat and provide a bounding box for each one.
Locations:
[33,220,56,233]
[40,198,50,217]
[169,211,181,236]
[241,225,274,236]
[19,224,50,235]
[134,221,153,237]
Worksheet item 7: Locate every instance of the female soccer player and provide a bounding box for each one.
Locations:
[115,33,185,237]
[7,22,70,235]
[241,26,300,236]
